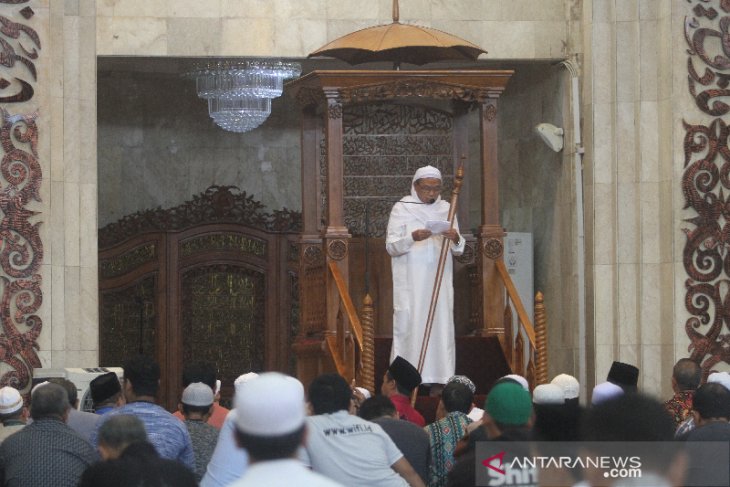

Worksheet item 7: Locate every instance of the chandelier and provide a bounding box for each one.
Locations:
[188,60,301,133]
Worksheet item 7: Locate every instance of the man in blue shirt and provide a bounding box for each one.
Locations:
[92,355,195,470]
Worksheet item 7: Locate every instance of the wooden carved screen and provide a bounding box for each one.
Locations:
[99,186,301,410]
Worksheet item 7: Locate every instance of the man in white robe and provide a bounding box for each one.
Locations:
[386,165,465,385]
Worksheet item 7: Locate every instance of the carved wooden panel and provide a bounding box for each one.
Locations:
[341,103,454,238]
[683,1,730,378]
[99,187,300,409]
[0,1,42,397]
[99,277,158,365]
[181,265,265,388]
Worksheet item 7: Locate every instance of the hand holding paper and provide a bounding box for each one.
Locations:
[425,220,452,235]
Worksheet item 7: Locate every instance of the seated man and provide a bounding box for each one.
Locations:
[664,358,701,428]
[0,387,27,444]
[359,395,430,484]
[79,414,197,487]
[229,372,343,486]
[92,355,195,470]
[179,382,219,481]
[304,373,425,487]
[47,377,100,444]
[382,356,425,426]
[89,371,124,415]
[173,361,229,430]
[201,372,258,487]
[0,383,98,487]
[425,382,472,487]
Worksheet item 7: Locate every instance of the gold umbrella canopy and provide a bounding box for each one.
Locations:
[308,1,486,66]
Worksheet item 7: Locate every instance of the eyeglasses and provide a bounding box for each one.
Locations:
[418,184,442,193]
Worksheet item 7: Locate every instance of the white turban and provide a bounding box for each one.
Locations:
[412,165,442,183]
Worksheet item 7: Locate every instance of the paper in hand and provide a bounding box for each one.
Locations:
[426,220,452,235]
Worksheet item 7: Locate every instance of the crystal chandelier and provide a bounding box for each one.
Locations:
[188,60,301,133]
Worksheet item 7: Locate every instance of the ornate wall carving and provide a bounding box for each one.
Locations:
[683,1,730,377]
[0,0,41,395]
[339,103,454,238]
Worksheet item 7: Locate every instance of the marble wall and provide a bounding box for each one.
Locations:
[582,0,676,396]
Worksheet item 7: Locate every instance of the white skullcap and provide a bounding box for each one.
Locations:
[532,384,565,405]
[708,371,730,391]
[355,387,371,400]
[551,373,580,400]
[181,382,214,407]
[234,372,305,436]
[448,375,476,394]
[502,374,529,391]
[234,372,259,395]
[0,387,23,415]
[591,381,624,405]
[413,165,442,183]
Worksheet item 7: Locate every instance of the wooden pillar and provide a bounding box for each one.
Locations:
[477,99,506,347]
[323,91,351,338]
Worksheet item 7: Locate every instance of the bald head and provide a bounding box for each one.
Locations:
[672,358,701,391]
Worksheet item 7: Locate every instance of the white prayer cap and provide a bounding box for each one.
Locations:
[234,372,259,394]
[0,387,23,415]
[448,375,476,394]
[502,374,529,391]
[532,384,565,405]
[234,372,305,436]
[181,382,214,407]
[355,387,371,400]
[591,381,624,405]
[551,373,580,400]
[413,165,442,182]
[708,371,730,391]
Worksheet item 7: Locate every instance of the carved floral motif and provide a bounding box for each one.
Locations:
[683,1,730,376]
[99,186,301,249]
[0,107,42,393]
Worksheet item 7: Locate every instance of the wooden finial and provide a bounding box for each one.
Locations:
[393,0,399,22]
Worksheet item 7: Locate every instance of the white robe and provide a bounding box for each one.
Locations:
[386,195,464,384]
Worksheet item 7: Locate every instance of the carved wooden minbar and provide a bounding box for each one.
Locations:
[287,70,514,388]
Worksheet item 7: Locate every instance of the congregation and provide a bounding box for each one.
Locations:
[0,355,727,486]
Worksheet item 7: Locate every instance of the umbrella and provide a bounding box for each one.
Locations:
[308,0,487,67]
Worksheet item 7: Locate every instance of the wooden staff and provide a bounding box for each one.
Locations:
[412,164,464,405]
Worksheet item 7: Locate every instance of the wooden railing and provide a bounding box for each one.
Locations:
[325,261,375,393]
[495,260,548,388]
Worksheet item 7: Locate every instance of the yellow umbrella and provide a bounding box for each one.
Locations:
[308,0,486,66]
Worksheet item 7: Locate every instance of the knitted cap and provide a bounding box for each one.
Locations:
[708,371,730,391]
[486,382,532,426]
[234,372,305,436]
[0,387,23,415]
[591,381,624,405]
[181,382,214,407]
[550,373,580,400]
[234,372,259,394]
[447,375,476,394]
[532,384,565,405]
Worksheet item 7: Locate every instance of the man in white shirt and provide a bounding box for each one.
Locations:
[303,373,425,487]
[228,372,342,487]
